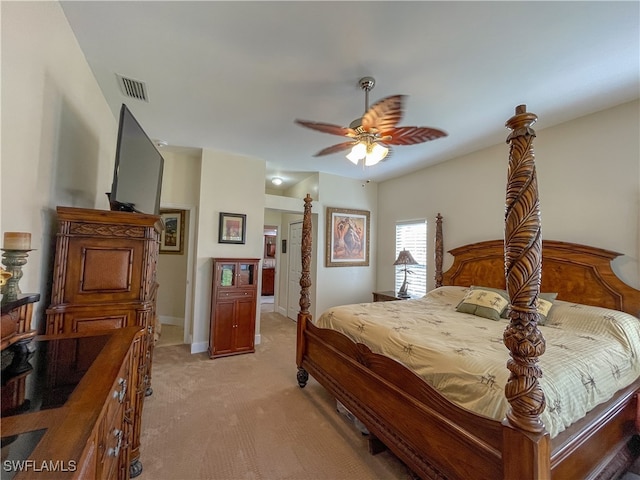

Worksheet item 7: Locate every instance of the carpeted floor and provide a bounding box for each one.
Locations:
[138,311,415,480]
[156,324,185,348]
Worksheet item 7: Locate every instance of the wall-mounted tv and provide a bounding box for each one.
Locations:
[109,103,164,215]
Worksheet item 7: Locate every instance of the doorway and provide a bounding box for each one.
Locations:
[156,205,196,348]
[261,225,277,313]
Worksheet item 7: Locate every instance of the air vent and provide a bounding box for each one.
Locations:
[116,74,149,102]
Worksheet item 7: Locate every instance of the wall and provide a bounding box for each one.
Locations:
[156,148,202,335]
[377,100,640,293]
[1,2,117,326]
[312,173,378,316]
[190,149,266,353]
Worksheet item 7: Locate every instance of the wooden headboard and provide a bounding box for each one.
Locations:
[441,239,640,317]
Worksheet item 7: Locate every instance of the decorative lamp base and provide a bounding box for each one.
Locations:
[397,279,410,298]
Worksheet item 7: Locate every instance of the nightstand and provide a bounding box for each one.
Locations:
[372,290,411,302]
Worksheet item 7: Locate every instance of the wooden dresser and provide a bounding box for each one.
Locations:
[209,258,259,358]
[44,206,162,477]
[1,326,144,479]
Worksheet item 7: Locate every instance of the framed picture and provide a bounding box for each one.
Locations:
[326,207,370,267]
[160,209,186,254]
[219,212,246,244]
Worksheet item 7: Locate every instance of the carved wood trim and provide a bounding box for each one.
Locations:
[69,223,147,238]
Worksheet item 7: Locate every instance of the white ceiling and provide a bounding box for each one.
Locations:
[60,1,639,191]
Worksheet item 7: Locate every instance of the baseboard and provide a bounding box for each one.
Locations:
[255,333,261,345]
[191,341,208,354]
[159,315,184,327]
[277,306,288,317]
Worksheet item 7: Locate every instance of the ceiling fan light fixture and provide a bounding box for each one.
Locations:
[365,143,388,166]
[347,139,388,166]
[346,143,366,164]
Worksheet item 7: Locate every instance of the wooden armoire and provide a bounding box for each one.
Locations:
[45,206,162,477]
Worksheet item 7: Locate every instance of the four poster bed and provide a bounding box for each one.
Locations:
[295,105,640,479]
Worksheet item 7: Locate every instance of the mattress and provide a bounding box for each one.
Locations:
[315,286,640,438]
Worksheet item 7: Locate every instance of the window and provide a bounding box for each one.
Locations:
[395,220,427,297]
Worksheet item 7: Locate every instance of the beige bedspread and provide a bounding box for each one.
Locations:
[315,286,640,438]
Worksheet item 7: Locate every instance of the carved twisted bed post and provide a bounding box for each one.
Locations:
[502,105,550,479]
[434,213,443,288]
[296,194,313,388]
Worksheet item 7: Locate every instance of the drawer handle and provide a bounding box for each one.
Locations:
[107,429,123,457]
[112,378,127,403]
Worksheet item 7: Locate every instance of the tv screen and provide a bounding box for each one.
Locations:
[110,104,164,215]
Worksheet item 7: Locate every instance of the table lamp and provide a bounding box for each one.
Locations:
[394,249,418,298]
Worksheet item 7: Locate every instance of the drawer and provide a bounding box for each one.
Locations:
[216,290,255,300]
[96,362,129,479]
[96,407,125,480]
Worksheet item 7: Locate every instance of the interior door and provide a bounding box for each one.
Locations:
[287,221,303,320]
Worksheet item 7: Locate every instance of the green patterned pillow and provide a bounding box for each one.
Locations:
[535,292,558,325]
[455,286,509,321]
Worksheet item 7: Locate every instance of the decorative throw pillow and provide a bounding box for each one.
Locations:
[536,292,558,325]
[455,286,509,321]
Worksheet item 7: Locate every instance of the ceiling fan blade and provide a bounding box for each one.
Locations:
[295,119,356,138]
[361,95,405,133]
[313,141,357,157]
[382,126,448,145]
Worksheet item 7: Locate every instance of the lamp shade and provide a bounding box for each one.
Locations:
[393,249,418,266]
[346,140,389,166]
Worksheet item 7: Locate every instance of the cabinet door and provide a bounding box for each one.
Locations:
[63,237,145,304]
[212,300,236,356]
[234,297,256,353]
[261,269,275,295]
[216,262,237,287]
[237,262,256,287]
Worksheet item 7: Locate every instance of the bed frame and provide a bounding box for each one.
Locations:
[295,105,640,479]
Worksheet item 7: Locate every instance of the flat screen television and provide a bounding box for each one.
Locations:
[109,103,164,215]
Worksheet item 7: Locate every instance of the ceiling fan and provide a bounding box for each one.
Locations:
[295,77,447,167]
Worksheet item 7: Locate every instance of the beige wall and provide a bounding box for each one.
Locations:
[1,2,117,327]
[377,100,640,293]
[190,150,266,353]
[312,173,379,315]
[156,149,202,333]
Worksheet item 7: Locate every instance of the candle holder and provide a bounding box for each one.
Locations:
[1,249,32,303]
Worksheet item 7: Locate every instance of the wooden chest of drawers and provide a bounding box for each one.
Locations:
[1,326,143,479]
